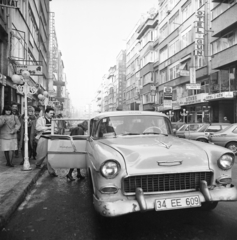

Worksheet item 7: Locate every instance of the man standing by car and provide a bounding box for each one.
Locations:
[35,107,57,177]
[223,116,230,123]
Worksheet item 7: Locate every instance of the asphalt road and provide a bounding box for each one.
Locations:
[1,164,237,240]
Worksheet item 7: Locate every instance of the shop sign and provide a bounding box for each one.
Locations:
[205,91,234,101]
[186,83,201,90]
[194,10,205,56]
[16,65,43,76]
[163,87,172,100]
[0,0,18,8]
[190,68,196,84]
[172,101,181,110]
[163,100,172,109]
[179,93,208,106]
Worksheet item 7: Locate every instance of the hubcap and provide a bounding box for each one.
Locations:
[228,144,237,153]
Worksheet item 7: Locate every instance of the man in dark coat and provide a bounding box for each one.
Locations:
[66,121,88,181]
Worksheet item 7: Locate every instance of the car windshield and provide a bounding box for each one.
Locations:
[178,124,201,132]
[216,124,234,133]
[97,115,171,137]
[197,125,209,132]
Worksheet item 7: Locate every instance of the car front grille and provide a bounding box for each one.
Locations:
[123,172,213,195]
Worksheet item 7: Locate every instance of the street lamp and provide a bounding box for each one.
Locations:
[38,91,49,109]
[166,110,174,120]
[12,71,38,171]
[180,109,189,123]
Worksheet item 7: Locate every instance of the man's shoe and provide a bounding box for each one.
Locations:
[66,174,75,181]
[76,174,85,179]
[50,172,58,177]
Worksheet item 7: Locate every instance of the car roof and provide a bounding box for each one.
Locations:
[93,111,168,120]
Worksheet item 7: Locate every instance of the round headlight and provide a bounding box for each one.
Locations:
[217,154,235,170]
[100,160,120,179]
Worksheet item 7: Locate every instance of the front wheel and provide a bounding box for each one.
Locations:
[201,201,218,211]
[197,138,208,143]
[226,142,237,154]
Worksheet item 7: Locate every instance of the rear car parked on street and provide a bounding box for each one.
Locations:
[176,123,203,138]
[184,123,231,142]
[46,111,237,217]
[209,124,237,154]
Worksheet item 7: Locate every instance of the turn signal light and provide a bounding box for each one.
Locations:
[100,186,118,194]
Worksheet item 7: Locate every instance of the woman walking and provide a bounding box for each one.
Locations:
[0,106,21,167]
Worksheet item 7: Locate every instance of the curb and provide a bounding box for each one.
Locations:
[0,165,47,231]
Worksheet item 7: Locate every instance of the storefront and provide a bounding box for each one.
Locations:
[179,93,209,123]
[205,91,235,123]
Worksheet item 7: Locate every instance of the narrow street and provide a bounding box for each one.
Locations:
[1,164,237,240]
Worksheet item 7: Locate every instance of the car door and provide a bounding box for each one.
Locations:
[47,118,90,169]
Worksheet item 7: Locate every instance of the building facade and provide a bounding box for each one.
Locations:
[0,0,53,113]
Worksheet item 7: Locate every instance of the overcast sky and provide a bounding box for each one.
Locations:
[50,0,157,108]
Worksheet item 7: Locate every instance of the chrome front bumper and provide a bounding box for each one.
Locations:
[93,181,237,217]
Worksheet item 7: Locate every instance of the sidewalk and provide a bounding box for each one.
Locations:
[0,151,46,230]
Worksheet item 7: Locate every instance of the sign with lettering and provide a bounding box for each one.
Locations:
[0,0,18,8]
[163,100,172,109]
[194,10,205,56]
[205,92,234,101]
[190,68,196,84]
[16,65,43,76]
[163,87,173,100]
[179,93,208,106]
[186,84,201,90]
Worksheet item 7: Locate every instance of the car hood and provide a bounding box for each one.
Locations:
[100,136,210,175]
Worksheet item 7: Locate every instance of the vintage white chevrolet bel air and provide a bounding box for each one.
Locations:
[47,111,237,217]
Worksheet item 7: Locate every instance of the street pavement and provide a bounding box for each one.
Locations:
[0,151,46,230]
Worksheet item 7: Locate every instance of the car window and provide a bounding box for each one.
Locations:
[96,115,171,136]
[197,125,209,132]
[205,126,221,132]
[232,127,237,134]
[178,125,187,131]
[189,124,201,131]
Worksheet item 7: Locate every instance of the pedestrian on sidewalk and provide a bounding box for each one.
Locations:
[0,105,21,167]
[66,121,88,181]
[30,107,41,160]
[35,107,58,177]
[19,106,36,165]
[11,102,21,158]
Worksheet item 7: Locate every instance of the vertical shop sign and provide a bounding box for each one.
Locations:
[194,10,205,56]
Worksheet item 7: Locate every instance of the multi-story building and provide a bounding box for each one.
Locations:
[0,0,53,113]
[115,50,126,111]
[210,0,237,123]
[136,8,158,111]
[155,0,213,123]
[125,20,141,110]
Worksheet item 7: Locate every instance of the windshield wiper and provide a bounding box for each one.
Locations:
[143,132,168,136]
[121,133,140,136]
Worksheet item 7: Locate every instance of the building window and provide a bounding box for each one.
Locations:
[169,62,180,81]
[169,37,180,57]
[212,0,235,19]
[212,30,236,55]
[160,69,167,84]
[160,24,168,42]
[160,46,168,63]
[169,12,179,33]
[143,72,152,86]
[182,1,192,22]
[181,27,193,49]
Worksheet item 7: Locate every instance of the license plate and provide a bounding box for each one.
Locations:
[155,196,201,211]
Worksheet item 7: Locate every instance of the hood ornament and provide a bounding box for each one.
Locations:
[155,139,172,149]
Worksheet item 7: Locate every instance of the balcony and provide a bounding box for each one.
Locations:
[212,44,237,69]
[212,3,237,37]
